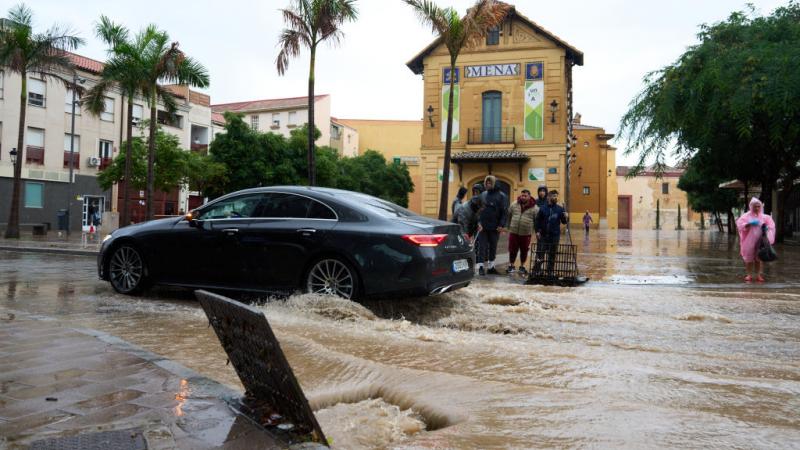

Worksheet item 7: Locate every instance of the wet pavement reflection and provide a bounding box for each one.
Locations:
[1,230,799,449]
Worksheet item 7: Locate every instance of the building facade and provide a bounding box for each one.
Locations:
[211,95,332,147]
[336,119,424,213]
[330,118,359,157]
[568,114,617,229]
[407,6,583,218]
[616,166,700,230]
[0,52,215,233]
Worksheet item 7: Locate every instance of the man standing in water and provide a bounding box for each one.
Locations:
[533,190,568,276]
[505,189,537,275]
[477,175,507,276]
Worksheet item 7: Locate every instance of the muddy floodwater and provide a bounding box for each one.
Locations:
[1,230,799,449]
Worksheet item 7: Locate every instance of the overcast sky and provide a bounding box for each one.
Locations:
[18,0,787,164]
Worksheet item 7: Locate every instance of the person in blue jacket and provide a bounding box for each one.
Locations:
[533,190,568,276]
[477,175,507,275]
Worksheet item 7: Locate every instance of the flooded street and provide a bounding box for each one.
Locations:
[2,230,799,449]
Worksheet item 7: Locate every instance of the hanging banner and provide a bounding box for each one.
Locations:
[524,62,544,140]
[441,68,460,143]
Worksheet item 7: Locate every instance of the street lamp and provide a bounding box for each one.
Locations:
[66,74,87,237]
[9,148,17,166]
[549,99,559,123]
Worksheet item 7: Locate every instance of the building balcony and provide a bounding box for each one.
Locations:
[467,127,515,145]
[99,157,113,170]
[63,151,80,169]
[26,146,45,165]
[190,143,208,155]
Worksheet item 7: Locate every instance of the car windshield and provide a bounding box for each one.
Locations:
[339,192,417,218]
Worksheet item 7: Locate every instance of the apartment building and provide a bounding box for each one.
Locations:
[211,95,332,146]
[0,52,215,233]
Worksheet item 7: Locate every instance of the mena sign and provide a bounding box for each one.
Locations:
[464,63,520,78]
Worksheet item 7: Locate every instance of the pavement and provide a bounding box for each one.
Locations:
[0,310,286,450]
[0,232,103,256]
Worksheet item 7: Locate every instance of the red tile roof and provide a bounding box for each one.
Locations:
[65,51,104,74]
[211,112,226,125]
[211,95,329,113]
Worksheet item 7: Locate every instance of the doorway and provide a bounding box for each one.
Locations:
[617,195,632,229]
[82,195,105,231]
[482,91,502,143]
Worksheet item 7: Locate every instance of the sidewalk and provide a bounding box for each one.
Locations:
[0,309,284,449]
[0,232,102,256]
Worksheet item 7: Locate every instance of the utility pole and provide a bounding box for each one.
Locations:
[66,74,85,236]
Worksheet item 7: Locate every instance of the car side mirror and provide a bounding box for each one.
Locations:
[186,213,199,228]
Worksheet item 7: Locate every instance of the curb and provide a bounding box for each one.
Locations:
[0,245,98,257]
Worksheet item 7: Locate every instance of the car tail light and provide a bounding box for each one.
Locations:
[402,234,448,247]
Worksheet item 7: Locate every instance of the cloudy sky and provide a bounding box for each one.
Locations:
[18,0,787,164]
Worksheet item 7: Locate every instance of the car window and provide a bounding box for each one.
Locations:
[257,193,336,220]
[340,192,416,218]
[195,194,263,220]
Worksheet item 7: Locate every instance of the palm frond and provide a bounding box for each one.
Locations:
[276,29,304,75]
[403,0,449,35]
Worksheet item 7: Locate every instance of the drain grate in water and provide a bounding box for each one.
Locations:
[28,428,146,450]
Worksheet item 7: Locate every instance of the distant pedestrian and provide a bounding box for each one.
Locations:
[735,197,775,283]
[471,183,484,198]
[535,185,548,209]
[505,189,537,275]
[583,210,593,234]
[451,186,468,221]
[533,190,568,276]
[477,175,507,276]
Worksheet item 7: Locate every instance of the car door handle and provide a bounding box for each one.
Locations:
[221,228,239,235]
[297,228,317,235]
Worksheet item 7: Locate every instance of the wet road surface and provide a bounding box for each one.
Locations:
[1,230,799,449]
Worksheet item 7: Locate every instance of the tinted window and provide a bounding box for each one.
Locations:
[339,192,416,218]
[258,193,336,220]
[196,194,263,220]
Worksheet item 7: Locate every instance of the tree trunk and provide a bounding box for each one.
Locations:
[307,44,317,186]
[761,177,774,215]
[775,177,795,244]
[146,91,157,221]
[438,58,457,221]
[714,211,724,232]
[727,209,735,234]
[5,76,27,239]
[121,96,134,226]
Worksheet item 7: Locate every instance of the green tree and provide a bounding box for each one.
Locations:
[83,16,156,226]
[620,3,800,240]
[403,0,509,220]
[276,0,358,186]
[337,150,415,207]
[0,4,84,238]
[205,112,300,198]
[135,27,209,220]
[98,129,222,195]
[678,156,739,233]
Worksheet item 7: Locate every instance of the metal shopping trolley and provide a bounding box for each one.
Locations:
[525,222,588,287]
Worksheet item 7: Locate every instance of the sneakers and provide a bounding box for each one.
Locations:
[478,266,486,276]
[744,275,752,283]
[518,266,528,276]
[506,265,515,274]
[487,267,499,275]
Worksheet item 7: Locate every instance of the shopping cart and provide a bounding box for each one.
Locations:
[525,220,588,287]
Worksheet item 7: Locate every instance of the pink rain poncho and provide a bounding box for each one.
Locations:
[736,197,776,263]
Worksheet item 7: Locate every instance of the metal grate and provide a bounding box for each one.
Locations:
[195,290,327,445]
[526,242,587,286]
[28,428,146,450]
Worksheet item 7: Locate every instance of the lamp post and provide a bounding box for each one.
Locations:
[66,74,86,237]
[549,99,559,123]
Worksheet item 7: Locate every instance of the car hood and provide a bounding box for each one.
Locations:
[114,217,182,236]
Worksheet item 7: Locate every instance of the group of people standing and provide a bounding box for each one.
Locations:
[452,175,568,277]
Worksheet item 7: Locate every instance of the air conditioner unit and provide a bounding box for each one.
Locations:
[87,156,101,167]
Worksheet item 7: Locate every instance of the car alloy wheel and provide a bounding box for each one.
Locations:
[307,259,355,299]
[109,246,145,294]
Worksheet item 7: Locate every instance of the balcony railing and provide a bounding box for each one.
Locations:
[467,127,515,145]
[63,151,80,169]
[26,146,44,165]
[190,143,208,154]
[99,157,113,170]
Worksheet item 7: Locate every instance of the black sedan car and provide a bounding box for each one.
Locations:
[98,187,474,299]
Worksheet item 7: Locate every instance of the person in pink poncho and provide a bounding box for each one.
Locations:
[736,197,776,282]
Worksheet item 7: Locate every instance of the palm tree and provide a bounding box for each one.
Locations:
[0,4,84,238]
[403,0,509,220]
[135,29,208,221]
[84,16,156,227]
[276,0,358,186]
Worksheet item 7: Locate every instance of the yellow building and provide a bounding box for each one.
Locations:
[336,119,424,213]
[407,6,583,218]
[616,166,699,230]
[568,114,617,229]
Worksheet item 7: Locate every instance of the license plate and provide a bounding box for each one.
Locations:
[452,259,469,273]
